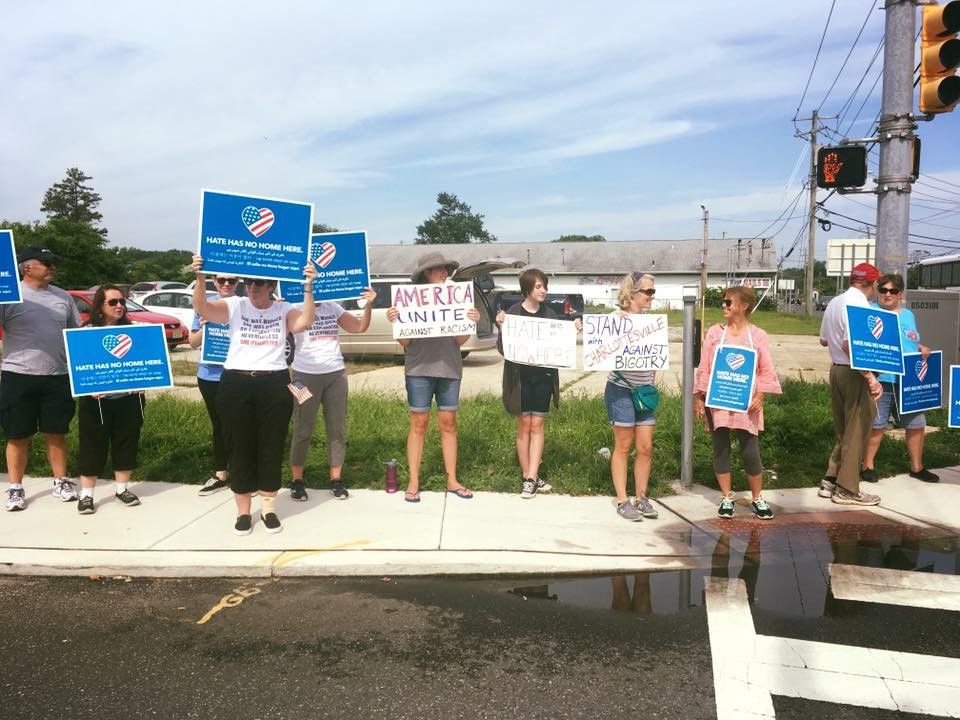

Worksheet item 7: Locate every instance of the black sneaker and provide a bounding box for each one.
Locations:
[520,478,537,499]
[78,496,95,515]
[233,514,253,535]
[331,480,349,500]
[261,512,282,534]
[750,498,774,520]
[199,477,229,496]
[290,480,308,501]
[115,489,141,507]
[860,468,878,483]
[909,468,940,483]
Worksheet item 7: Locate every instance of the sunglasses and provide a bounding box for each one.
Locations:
[634,288,656,297]
[106,298,126,307]
[722,298,734,307]
[878,287,901,295]
[245,278,274,287]
[215,277,238,285]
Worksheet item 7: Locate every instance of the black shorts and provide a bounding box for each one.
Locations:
[0,372,76,439]
[519,375,554,416]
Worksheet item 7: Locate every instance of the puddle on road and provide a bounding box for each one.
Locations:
[506,511,959,618]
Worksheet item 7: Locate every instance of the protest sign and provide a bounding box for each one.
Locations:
[846,305,904,375]
[390,281,476,339]
[0,229,22,304]
[950,365,960,429]
[501,315,577,370]
[198,189,313,281]
[278,231,370,303]
[705,345,757,413]
[200,321,231,365]
[581,313,669,371]
[899,351,942,414]
[64,325,172,397]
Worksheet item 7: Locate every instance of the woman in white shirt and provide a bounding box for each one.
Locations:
[191,255,316,535]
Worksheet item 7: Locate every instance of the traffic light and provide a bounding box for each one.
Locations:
[920,1,960,114]
[816,146,868,189]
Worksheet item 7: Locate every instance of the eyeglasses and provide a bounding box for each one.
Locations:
[722,298,734,307]
[633,288,656,297]
[106,298,126,307]
[245,278,273,287]
[215,277,238,286]
[878,287,901,295]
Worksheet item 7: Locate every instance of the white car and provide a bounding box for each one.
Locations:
[129,280,188,300]
[137,289,197,329]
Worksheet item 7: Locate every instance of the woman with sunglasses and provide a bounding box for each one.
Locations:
[76,285,144,514]
[189,274,239,497]
[191,257,317,535]
[694,286,782,519]
[602,272,660,521]
[862,273,939,483]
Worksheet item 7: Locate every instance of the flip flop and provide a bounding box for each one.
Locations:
[447,486,473,499]
[404,491,421,503]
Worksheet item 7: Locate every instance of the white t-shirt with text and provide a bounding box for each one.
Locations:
[222,296,292,371]
[291,301,346,375]
[819,286,870,365]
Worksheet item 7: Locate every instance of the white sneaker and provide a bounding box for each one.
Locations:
[5,487,26,512]
[818,477,836,499]
[53,477,79,502]
[535,477,552,493]
[520,478,537,499]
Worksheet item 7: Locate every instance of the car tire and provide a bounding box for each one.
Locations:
[285,333,295,365]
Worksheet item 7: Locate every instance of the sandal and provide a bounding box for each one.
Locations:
[404,491,421,503]
[447,486,473,499]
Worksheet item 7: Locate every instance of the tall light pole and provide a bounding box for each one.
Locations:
[700,205,708,330]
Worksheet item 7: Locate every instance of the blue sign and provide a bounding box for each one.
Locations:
[278,231,370,303]
[0,229,22,304]
[899,351,942,414]
[950,365,960,429]
[846,305,903,375]
[198,189,313,282]
[705,345,757,413]
[200,321,230,365]
[63,325,173,397]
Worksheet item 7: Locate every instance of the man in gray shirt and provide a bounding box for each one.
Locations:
[0,246,81,511]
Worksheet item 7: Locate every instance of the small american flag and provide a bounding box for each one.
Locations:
[102,333,132,359]
[287,380,314,405]
[241,206,275,237]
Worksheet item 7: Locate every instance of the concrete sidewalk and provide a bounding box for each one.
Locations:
[2,466,957,578]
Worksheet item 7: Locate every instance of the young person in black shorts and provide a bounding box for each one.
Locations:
[496,268,581,499]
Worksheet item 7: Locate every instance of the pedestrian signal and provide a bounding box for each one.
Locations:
[816,146,868,189]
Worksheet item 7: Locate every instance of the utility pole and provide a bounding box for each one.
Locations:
[804,110,819,317]
[875,0,916,280]
[700,205,708,326]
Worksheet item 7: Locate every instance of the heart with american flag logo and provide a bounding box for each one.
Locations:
[314,241,337,269]
[916,359,928,382]
[241,206,275,237]
[726,353,746,370]
[102,334,132,359]
[867,314,884,339]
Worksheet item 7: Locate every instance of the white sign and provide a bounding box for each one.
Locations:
[581,313,670,371]
[390,281,476,340]
[501,315,577,369]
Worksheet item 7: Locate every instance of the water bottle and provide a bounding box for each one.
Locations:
[384,459,398,493]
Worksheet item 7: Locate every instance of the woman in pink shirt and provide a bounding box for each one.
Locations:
[694,286,782,519]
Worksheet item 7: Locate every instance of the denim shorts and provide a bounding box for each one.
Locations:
[604,381,656,428]
[405,375,461,412]
[874,382,925,430]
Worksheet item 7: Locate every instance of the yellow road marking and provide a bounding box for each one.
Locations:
[196,583,265,625]
[267,539,373,569]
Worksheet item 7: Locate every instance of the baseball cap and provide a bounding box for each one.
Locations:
[17,246,60,265]
[850,263,880,283]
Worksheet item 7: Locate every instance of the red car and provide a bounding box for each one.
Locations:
[68,290,189,349]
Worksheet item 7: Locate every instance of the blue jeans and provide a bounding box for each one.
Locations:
[604,381,656,427]
[405,376,461,412]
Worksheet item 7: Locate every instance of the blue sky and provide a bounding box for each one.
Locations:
[1,0,958,266]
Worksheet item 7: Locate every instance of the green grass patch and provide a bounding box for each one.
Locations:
[3,381,957,495]
[664,309,822,335]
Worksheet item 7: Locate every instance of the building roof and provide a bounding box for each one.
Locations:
[368,239,777,277]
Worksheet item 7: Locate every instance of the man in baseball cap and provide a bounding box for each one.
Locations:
[817,261,882,507]
[0,244,81,511]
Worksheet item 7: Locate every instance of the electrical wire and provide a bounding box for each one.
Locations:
[794,0,838,124]
[818,0,879,112]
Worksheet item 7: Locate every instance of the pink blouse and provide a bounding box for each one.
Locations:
[694,322,782,435]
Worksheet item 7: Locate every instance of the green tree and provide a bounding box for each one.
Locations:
[551,234,606,242]
[415,192,496,244]
[115,247,194,283]
[40,167,106,234]
[312,223,340,233]
[5,218,124,289]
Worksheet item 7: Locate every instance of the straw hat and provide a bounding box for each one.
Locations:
[410,251,460,283]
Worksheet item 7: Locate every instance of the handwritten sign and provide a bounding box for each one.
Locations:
[899,351,942,414]
[705,345,757,413]
[63,325,173,397]
[198,189,313,282]
[501,315,577,369]
[200,321,231,365]
[0,230,21,304]
[950,365,960,429]
[278,230,370,303]
[582,313,669,371]
[391,281,476,339]
[846,305,903,375]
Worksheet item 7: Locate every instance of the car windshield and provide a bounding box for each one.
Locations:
[124,298,148,312]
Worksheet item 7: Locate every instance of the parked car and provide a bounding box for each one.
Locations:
[68,290,189,349]
[129,280,188,300]
[336,258,525,358]
[497,292,585,320]
[815,295,836,311]
[138,289,199,329]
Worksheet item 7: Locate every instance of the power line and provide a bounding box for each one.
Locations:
[794,0,838,124]
[817,0,878,112]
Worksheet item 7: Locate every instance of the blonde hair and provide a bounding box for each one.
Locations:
[617,272,655,310]
[724,285,756,314]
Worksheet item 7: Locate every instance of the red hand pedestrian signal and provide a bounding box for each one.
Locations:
[816,146,868,189]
